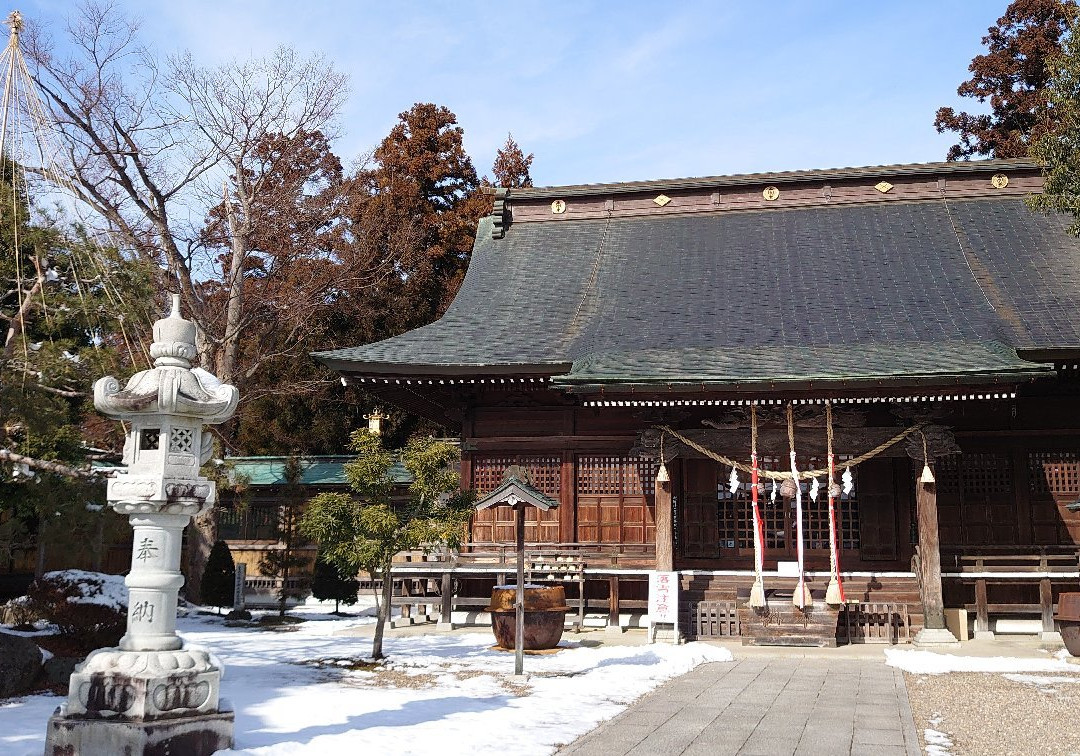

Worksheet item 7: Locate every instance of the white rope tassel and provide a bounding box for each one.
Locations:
[790,450,810,608]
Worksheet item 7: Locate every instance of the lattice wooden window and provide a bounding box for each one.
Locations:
[935,451,1016,546]
[576,455,657,544]
[1029,451,1080,496]
[1027,449,1080,544]
[470,455,561,544]
[714,456,860,554]
[959,452,1013,496]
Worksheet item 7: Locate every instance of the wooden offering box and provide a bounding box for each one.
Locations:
[737,590,843,647]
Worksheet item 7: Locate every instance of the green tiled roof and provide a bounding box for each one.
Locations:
[225,456,413,487]
[556,340,1052,388]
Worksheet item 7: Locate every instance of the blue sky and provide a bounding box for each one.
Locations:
[24,1,1004,187]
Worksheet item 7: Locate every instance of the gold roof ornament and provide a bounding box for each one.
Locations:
[762,186,779,201]
[365,408,387,435]
[991,173,1009,189]
[653,194,671,207]
[874,181,893,194]
[550,199,566,214]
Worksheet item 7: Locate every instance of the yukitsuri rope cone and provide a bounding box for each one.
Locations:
[824,401,846,606]
[787,404,813,609]
[748,404,766,608]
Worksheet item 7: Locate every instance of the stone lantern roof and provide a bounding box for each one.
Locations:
[94,295,238,423]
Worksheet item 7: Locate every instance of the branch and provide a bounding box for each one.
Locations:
[0,448,103,480]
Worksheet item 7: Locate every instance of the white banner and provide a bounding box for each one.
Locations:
[648,570,678,623]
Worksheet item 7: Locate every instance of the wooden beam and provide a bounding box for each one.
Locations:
[655,477,674,572]
[916,478,946,630]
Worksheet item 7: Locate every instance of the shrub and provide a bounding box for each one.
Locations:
[26,570,127,655]
[310,553,359,613]
[201,540,236,612]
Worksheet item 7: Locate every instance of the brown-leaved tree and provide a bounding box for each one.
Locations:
[934,0,1077,160]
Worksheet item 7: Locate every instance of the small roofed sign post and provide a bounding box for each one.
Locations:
[474,466,558,675]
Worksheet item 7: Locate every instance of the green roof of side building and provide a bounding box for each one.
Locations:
[314,159,1078,392]
[225,456,413,487]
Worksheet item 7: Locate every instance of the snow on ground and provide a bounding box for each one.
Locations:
[0,603,730,756]
[924,726,953,756]
[885,648,1079,675]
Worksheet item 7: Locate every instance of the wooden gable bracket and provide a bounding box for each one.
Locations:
[492,187,509,239]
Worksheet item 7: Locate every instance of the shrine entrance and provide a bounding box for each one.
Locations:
[677,457,903,569]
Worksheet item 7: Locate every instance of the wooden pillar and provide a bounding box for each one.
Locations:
[608,576,620,628]
[655,478,674,572]
[560,450,575,543]
[514,504,525,676]
[439,570,453,629]
[1040,578,1054,635]
[916,479,946,630]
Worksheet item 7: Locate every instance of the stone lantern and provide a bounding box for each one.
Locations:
[46,295,238,754]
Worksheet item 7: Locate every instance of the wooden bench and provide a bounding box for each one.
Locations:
[943,549,1080,637]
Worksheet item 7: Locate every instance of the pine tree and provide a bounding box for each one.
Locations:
[935,0,1077,160]
[0,159,154,577]
[299,431,475,660]
[310,551,359,614]
[201,540,236,613]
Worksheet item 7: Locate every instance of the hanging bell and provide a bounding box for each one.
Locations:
[757,481,766,496]
[656,462,670,484]
[828,482,842,499]
[920,463,935,485]
[780,477,798,499]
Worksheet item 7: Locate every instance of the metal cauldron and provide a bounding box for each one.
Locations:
[487,585,569,650]
[1055,592,1080,656]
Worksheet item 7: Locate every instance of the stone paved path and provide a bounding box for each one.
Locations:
[558,658,920,756]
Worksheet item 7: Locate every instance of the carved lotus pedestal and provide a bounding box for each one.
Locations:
[44,648,234,754]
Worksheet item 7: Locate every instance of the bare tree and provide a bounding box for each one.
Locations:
[24,2,348,390]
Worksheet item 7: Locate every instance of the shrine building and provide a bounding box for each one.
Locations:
[315,158,1080,644]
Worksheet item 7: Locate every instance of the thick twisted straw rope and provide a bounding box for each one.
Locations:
[658,422,922,479]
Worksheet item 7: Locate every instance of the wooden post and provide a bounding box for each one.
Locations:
[608,576,620,629]
[439,570,453,630]
[1040,578,1054,635]
[975,578,989,635]
[515,503,525,676]
[916,479,946,630]
[655,478,674,572]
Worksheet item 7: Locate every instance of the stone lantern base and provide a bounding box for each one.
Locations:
[43,648,234,755]
[45,705,233,756]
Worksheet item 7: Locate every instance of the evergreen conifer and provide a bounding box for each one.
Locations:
[201,540,236,613]
[310,552,359,614]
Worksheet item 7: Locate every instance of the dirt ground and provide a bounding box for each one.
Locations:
[905,671,1080,755]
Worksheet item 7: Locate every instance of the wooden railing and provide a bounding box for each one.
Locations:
[940,546,1080,636]
[394,542,656,569]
